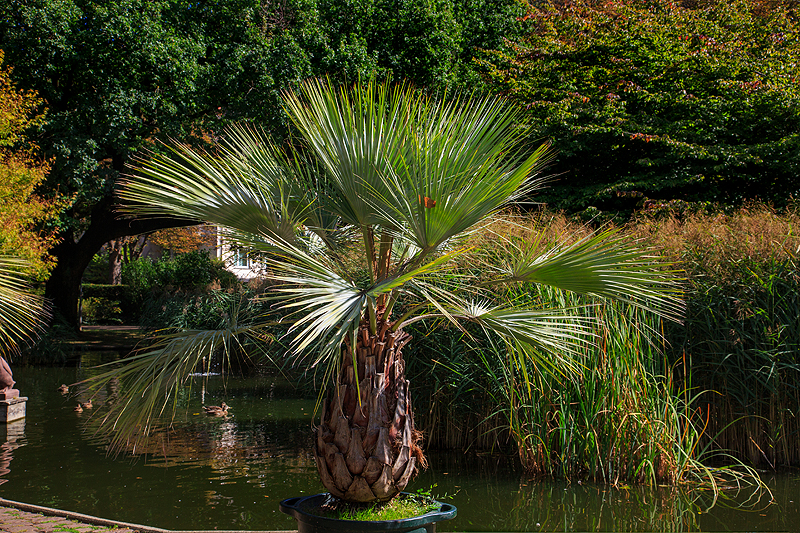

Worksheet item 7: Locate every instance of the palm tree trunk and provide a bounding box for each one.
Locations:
[314,318,424,502]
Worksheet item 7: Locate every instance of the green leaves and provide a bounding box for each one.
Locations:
[492,229,684,322]
[122,126,316,250]
[269,244,367,365]
[282,79,414,229]
[376,95,551,253]
[285,77,551,256]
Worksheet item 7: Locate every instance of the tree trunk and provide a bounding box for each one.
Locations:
[45,234,100,331]
[108,240,123,285]
[314,317,424,503]
[44,195,200,330]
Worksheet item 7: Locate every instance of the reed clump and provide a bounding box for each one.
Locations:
[410,211,713,485]
[478,213,720,484]
[636,203,800,468]
[410,204,798,485]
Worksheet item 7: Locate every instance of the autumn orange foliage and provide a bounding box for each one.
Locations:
[0,50,61,280]
[147,225,217,255]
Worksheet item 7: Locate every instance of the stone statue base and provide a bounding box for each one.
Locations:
[0,390,20,401]
[0,397,27,423]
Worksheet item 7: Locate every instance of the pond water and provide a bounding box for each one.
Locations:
[0,360,797,532]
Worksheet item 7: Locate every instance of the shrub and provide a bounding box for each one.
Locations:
[136,285,294,374]
[79,283,127,325]
[121,251,240,314]
[18,310,79,365]
[137,289,268,332]
[81,283,126,302]
[80,296,123,325]
[170,250,224,288]
[120,256,161,308]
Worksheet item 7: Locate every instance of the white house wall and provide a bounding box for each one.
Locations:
[215,228,261,281]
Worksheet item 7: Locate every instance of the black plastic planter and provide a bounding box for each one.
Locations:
[280,493,457,533]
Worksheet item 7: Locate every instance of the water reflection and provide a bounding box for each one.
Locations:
[414,451,758,532]
[113,416,316,473]
[0,418,25,485]
[495,483,705,532]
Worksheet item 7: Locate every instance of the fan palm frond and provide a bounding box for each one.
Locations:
[122,128,315,249]
[82,321,276,452]
[487,228,684,321]
[0,256,49,358]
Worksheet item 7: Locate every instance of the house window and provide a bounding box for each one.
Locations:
[233,249,248,268]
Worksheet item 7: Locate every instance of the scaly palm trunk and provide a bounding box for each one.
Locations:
[314,317,424,502]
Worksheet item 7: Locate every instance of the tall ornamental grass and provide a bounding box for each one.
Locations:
[406,212,724,485]
[473,213,747,485]
[639,204,800,468]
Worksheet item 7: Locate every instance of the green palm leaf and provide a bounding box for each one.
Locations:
[286,78,553,260]
[0,256,49,358]
[82,320,277,452]
[398,280,593,361]
[486,228,684,321]
[121,128,315,249]
[376,97,551,253]
[283,78,414,228]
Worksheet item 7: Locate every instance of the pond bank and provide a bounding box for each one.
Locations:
[0,498,140,533]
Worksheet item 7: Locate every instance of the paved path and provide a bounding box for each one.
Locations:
[0,501,294,533]
[0,506,137,533]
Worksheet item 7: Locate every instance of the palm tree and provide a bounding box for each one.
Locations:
[0,256,49,363]
[98,78,681,503]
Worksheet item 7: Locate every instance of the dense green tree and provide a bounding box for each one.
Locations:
[0,0,524,329]
[0,0,262,327]
[480,0,800,214]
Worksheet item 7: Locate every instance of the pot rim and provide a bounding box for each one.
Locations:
[280,492,457,530]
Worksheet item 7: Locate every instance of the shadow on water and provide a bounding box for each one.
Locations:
[0,355,795,532]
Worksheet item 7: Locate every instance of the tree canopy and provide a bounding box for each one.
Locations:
[480,0,800,214]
